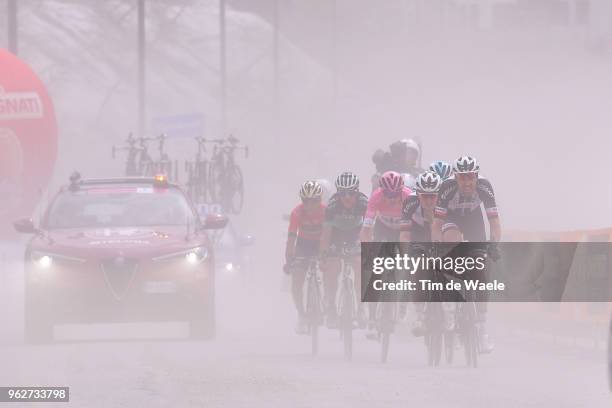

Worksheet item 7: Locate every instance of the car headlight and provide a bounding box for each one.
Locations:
[30,251,86,269]
[153,247,209,264]
[37,255,53,269]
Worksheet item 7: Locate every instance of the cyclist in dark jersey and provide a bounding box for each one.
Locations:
[319,172,368,328]
[400,171,446,335]
[284,180,326,334]
[432,156,501,243]
[431,155,502,352]
[400,171,442,243]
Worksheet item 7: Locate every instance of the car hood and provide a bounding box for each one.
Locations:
[29,226,209,259]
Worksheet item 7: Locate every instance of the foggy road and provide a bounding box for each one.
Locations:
[1,245,610,408]
[4,1,612,407]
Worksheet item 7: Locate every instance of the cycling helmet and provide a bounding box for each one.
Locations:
[453,156,480,174]
[401,173,417,189]
[390,139,420,156]
[299,180,323,200]
[379,171,404,193]
[335,172,359,191]
[429,160,453,180]
[415,171,442,193]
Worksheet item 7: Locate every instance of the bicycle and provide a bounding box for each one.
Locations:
[333,245,361,360]
[453,244,497,368]
[455,288,480,368]
[409,243,457,367]
[185,137,211,204]
[208,136,248,214]
[141,134,177,181]
[368,242,402,363]
[291,256,324,355]
[111,133,146,176]
[422,272,456,367]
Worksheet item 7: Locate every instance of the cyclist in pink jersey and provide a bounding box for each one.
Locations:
[360,171,412,339]
[360,171,412,243]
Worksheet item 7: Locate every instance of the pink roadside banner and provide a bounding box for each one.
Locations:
[0,48,58,237]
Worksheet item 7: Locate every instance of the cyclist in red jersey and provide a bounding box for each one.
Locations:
[284,181,326,334]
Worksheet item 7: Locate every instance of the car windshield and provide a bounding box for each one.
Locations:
[45,185,196,229]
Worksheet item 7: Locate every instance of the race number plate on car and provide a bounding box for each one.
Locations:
[143,281,177,294]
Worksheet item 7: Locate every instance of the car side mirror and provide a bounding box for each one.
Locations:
[200,214,229,230]
[13,218,38,234]
[240,234,255,246]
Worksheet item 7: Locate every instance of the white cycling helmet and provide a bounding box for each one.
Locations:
[300,180,323,200]
[415,171,442,193]
[453,155,480,174]
[335,172,359,191]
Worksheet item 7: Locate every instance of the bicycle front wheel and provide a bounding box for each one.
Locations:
[464,325,478,368]
[305,272,323,356]
[444,331,455,365]
[338,282,355,360]
[427,331,443,367]
[379,302,395,363]
[459,303,479,368]
[207,160,223,205]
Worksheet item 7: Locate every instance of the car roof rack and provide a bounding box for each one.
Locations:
[78,177,175,185]
[65,175,176,189]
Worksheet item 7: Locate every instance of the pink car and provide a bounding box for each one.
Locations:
[14,174,228,343]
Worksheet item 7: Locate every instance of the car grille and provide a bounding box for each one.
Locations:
[101,257,138,300]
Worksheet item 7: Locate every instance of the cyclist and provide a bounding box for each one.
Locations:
[431,155,502,353]
[429,160,453,181]
[399,171,446,336]
[400,171,441,243]
[371,139,424,191]
[284,181,326,334]
[319,172,368,329]
[360,171,412,337]
[361,171,412,243]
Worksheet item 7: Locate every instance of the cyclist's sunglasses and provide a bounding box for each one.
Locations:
[302,197,321,204]
[383,190,401,199]
[338,191,357,197]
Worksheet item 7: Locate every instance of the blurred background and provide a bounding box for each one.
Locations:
[1,1,612,406]
[1,0,612,232]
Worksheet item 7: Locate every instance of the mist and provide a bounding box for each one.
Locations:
[1,1,612,407]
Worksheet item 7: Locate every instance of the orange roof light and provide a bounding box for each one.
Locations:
[154,174,168,186]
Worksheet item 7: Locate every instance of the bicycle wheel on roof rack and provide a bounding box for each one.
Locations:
[227,165,244,214]
[141,159,155,177]
[207,160,223,206]
[195,160,209,203]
